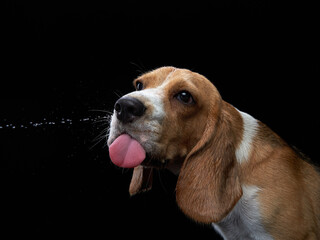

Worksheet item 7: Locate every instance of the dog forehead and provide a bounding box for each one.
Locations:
[135,66,176,88]
[136,67,203,89]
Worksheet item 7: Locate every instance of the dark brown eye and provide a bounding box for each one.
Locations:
[175,91,195,105]
[136,81,143,91]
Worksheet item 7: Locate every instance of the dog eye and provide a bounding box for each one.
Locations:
[136,81,143,91]
[175,91,195,105]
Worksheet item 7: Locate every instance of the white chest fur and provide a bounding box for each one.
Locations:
[212,186,273,240]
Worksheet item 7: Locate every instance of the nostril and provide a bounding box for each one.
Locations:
[114,102,121,113]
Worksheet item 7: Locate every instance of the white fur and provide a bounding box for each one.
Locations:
[212,186,273,240]
[235,110,259,164]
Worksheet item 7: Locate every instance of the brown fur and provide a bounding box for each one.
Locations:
[240,122,320,239]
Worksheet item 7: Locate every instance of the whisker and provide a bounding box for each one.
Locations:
[113,90,124,98]
[92,118,110,124]
[102,140,109,148]
[90,130,109,150]
[92,120,109,127]
[89,109,113,115]
[90,115,111,150]
[92,128,109,141]
[90,137,107,150]
[130,61,147,74]
[121,168,130,174]
[95,135,108,145]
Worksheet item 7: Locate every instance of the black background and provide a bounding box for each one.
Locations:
[2,0,319,238]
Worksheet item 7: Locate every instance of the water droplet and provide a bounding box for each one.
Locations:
[0,115,111,130]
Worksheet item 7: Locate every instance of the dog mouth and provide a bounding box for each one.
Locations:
[108,133,167,169]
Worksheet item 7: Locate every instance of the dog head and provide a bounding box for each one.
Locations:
[108,67,242,223]
[108,67,221,170]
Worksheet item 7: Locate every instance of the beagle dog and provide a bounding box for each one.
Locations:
[107,67,320,240]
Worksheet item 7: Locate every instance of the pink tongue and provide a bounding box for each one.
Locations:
[109,134,146,168]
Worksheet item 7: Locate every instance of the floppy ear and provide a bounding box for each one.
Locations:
[129,165,153,196]
[176,105,243,223]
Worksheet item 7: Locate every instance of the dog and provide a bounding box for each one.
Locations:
[107,67,320,239]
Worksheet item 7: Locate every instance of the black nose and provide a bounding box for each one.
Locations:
[114,97,146,123]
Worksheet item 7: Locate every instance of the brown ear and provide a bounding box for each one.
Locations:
[176,106,242,223]
[129,166,153,196]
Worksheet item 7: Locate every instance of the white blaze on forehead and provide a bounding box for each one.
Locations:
[235,110,259,164]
